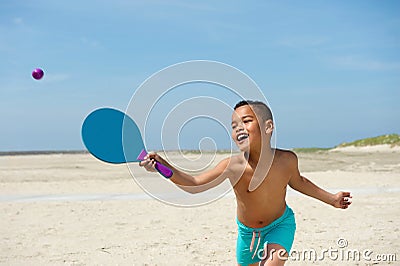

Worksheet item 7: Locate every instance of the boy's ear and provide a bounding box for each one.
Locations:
[264,120,274,134]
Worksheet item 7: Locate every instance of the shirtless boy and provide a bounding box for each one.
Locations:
[140,100,352,265]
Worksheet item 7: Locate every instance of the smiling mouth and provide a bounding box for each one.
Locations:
[237,133,249,142]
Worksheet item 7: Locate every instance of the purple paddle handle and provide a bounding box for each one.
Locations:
[155,161,173,178]
[137,149,173,178]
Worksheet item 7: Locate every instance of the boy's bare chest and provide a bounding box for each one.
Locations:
[234,164,283,193]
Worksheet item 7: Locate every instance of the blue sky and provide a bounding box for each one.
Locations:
[1,0,399,151]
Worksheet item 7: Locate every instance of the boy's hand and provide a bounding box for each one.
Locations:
[139,152,160,173]
[331,192,352,209]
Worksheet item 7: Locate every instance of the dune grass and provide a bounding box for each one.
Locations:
[293,133,400,153]
[292,147,332,153]
[337,133,400,147]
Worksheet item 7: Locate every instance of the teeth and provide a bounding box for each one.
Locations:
[237,133,248,141]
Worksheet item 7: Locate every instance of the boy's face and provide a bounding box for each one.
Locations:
[231,105,263,152]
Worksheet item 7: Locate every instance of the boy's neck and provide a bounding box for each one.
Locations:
[244,143,275,192]
[245,143,274,166]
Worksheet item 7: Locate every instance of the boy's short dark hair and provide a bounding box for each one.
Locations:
[234,100,273,122]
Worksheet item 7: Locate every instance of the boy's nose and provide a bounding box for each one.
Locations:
[235,124,245,132]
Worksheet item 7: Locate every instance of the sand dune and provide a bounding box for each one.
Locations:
[330,144,400,153]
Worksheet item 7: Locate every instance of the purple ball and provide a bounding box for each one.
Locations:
[32,68,44,80]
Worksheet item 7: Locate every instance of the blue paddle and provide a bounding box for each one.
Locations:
[81,108,173,178]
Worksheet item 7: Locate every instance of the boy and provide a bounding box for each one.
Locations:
[140,100,352,265]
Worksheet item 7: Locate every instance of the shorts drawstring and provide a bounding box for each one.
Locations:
[250,231,261,259]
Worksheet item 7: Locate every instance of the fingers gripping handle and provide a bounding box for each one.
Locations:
[137,149,173,178]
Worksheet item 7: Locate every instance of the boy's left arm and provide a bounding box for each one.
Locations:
[287,152,352,209]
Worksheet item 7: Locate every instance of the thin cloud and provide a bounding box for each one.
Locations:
[276,35,330,48]
[331,55,400,71]
[115,0,221,13]
[12,17,24,26]
[80,37,101,49]
[42,73,70,83]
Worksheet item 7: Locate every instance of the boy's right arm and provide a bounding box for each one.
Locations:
[139,152,231,193]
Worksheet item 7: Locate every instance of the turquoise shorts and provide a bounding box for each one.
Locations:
[236,205,296,265]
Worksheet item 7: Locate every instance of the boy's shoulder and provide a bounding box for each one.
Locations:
[274,148,298,165]
[226,149,298,161]
[227,153,246,165]
[217,154,245,167]
[222,149,299,169]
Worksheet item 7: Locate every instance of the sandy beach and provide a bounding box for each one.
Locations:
[0,148,399,265]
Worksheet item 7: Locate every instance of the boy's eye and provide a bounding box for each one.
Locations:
[243,119,252,123]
